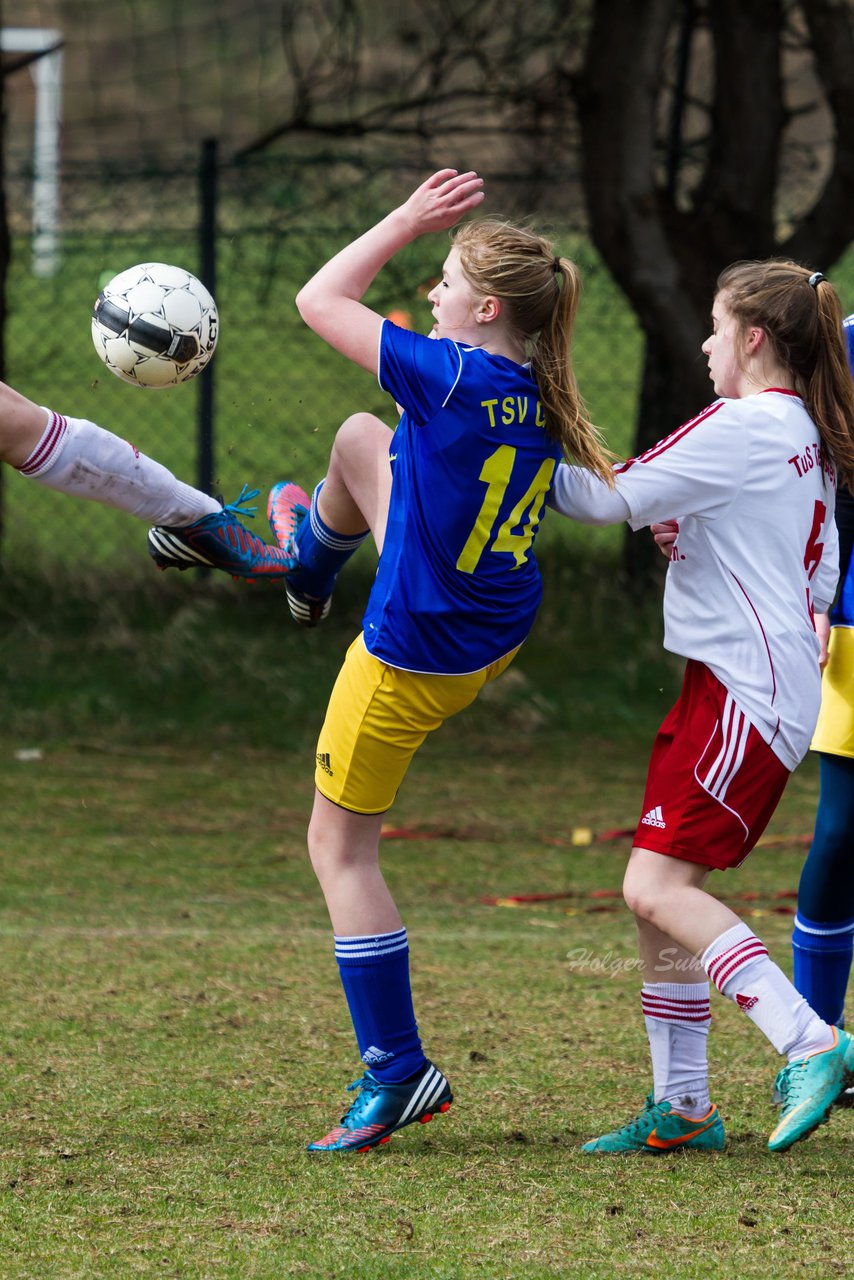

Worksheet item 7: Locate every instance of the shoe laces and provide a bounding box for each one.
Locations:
[341,1073,381,1122]
[774,1059,814,1111]
[618,1093,662,1137]
[221,484,261,521]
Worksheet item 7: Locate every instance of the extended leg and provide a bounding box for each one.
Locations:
[0,383,218,525]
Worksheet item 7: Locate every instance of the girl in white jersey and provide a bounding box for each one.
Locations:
[550,259,854,1154]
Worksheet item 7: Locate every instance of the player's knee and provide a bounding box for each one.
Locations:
[307,813,367,885]
[332,412,382,457]
[307,817,338,877]
[622,865,658,924]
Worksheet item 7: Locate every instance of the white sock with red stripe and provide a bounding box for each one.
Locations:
[17,411,220,525]
[642,982,712,1118]
[702,923,834,1061]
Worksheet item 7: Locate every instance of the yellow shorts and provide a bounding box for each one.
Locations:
[811,626,854,759]
[315,632,519,814]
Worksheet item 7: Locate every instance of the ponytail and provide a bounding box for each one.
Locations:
[452,221,616,485]
[718,259,854,489]
[533,256,616,484]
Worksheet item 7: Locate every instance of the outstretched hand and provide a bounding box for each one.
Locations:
[399,169,485,237]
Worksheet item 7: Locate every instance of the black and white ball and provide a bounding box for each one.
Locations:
[91,262,218,388]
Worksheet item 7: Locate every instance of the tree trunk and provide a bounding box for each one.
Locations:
[0,0,7,554]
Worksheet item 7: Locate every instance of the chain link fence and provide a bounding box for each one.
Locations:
[0,148,643,577]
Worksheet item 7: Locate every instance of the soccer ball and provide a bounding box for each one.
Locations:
[91,262,219,388]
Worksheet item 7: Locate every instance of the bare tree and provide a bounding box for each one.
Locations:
[243,0,854,580]
[576,0,854,579]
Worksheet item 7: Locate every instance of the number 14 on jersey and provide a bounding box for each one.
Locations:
[456,445,556,574]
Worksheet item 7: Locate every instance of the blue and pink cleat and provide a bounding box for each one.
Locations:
[267,480,333,626]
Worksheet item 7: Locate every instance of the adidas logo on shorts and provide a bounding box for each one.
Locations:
[641,804,666,829]
[316,751,334,776]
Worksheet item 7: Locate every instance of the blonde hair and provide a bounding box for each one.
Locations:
[717,259,854,489]
[451,220,615,485]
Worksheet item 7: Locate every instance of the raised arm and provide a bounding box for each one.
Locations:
[295,169,485,374]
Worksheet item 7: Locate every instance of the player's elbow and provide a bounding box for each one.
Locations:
[295,287,339,342]
[295,283,319,326]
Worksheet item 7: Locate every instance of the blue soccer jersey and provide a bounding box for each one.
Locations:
[831,485,854,626]
[363,321,563,674]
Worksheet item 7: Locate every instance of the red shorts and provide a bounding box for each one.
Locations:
[634,660,790,870]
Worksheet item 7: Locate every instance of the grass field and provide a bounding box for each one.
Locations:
[1,565,851,1279]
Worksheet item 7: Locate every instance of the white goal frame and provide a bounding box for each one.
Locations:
[2,27,64,277]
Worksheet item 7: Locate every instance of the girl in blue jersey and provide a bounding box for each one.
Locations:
[791,316,854,1030]
[268,168,615,1152]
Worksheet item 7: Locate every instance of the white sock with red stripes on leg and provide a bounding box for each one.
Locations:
[702,922,834,1061]
[16,411,220,525]
[642,982,712,1119]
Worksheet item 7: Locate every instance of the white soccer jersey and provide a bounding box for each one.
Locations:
[550,389,839,769]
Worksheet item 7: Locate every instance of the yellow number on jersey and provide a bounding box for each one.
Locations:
[456,445,556,574]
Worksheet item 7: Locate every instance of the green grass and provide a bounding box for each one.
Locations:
[0,566,851,1278]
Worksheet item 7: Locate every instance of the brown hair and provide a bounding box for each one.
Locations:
[451,219,615,485]
[716,259,854,489]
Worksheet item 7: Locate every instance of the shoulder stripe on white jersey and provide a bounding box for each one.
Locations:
[615,400,725,474]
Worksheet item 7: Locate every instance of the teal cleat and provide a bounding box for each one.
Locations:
[307,1061,452,1153]
[582,1093,726,1154]
[148,485,296,580]
[768,1026,854,1152]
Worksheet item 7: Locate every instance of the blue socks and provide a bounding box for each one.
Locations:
[334,928,427,1082]
[289,482,369,598]
[793,753,854,1026]
[792,913,854,1028]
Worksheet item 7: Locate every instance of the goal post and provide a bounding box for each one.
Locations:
[1,27,64,277]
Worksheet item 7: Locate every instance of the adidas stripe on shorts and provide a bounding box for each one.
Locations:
[634,659,790,869]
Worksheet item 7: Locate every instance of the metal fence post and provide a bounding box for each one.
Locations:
[198,137,217,499]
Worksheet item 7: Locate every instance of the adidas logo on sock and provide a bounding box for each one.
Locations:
[316,751,334,776]
[641,805,666,829]
[736,993,758,1012]
[362,1045,395,1066]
